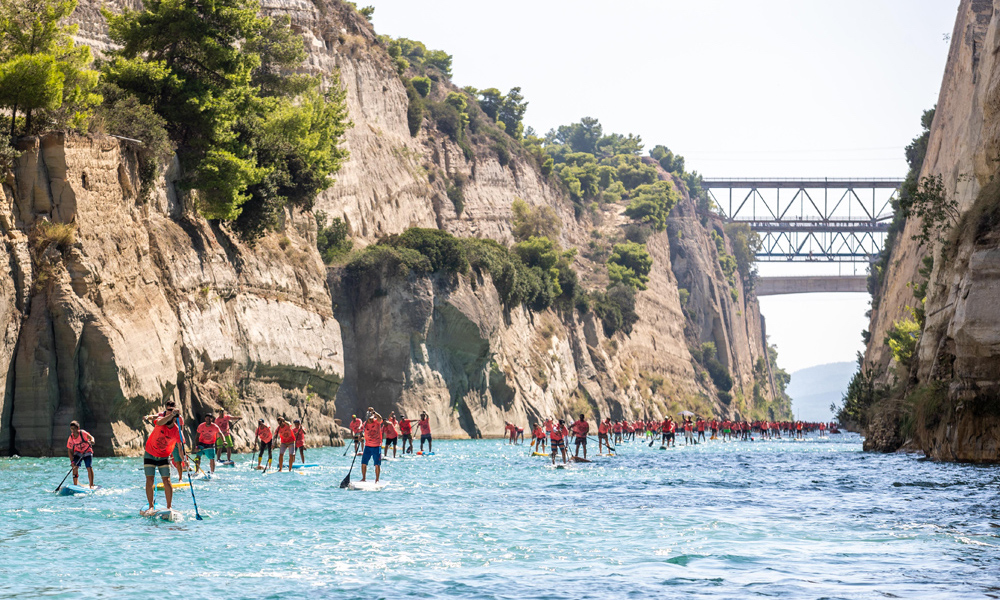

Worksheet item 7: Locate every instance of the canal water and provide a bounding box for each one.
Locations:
[2,433,998,599]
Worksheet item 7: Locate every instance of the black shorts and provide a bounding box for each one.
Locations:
[385,437,397,447]
[575,436,586,445]
[598,433,608,440]
[666,432,675,440]
[420,434,432,442]
[401,433,412,442]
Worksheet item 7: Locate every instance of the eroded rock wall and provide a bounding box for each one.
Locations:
[862,0,1000,461]
[0,134,344,456]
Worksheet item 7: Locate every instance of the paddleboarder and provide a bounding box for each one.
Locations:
[571,414,589,460]
[382,413,398,458]
[66,421,96,488]
[215,409,241,462]
[143,407,182,514]
[143,401,188,482]
[417,411,432,454]
[293,419,307,462]
[255,419,273,469]
[275,417,296,471]
[597,418,611,455]
[531,423,546,450]
[349,414,363,455]
[194,414,224,475]
[398,414,414,454]
[361,408,383,483]
[549,419,569,465]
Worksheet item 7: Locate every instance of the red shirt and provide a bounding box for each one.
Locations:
[216,415,232,435]
[399,420,412,435]
[533,427,544,439]
[350,418,363,434]
[598,422,609,435]
[197,423,223,445]
[364,420,382,447]
[145,422,181,459]
[571,420,589,437]
[276,423,295,444]
[293,426,306,446]
[383,420,398,439]
[67,431,93,455]
[256,425,273,443]
[418,418,431,436]
[550,425,568,442]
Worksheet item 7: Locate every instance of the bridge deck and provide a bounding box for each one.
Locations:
[756,275,868,295]
[703,178,904,189]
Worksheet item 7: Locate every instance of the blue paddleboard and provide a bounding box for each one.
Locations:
[58,485,100,496]
[290,464,320,469]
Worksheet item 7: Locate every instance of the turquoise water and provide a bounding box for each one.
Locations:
[2,434,999,599]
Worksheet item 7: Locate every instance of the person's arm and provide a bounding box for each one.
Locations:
[231,416,242,423]
[154,412,176,427]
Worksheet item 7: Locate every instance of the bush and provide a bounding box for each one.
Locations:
[94,83,173,198]
[607,242,652,290]
[446,182,465,216]
[32,221,76,253]
[511,198,561,241]
[426,100,462,141]
[591,283,638,336]
[404,78,423,136]
[386,227,468,274]
[623,181,680,231]
[493,142,511,167]
[885,310,921,368]
[624,223,653,244]
[705,357,733,391]
[410,76,431,98]
[315,211,352,263]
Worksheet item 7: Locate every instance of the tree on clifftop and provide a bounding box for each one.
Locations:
[0,0,100,137]
[102,0,351,241]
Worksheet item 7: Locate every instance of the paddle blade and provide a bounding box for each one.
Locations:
[339,475,350,489]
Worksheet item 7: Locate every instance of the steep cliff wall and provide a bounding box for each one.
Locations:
[861,0,1000,462]
[0,134,344,456]
[0,0,785,452]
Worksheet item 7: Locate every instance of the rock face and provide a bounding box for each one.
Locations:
[0,134,344,456]
[0,0,784,454]
[861,0,1000,462]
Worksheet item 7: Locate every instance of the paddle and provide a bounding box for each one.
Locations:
[55,454,86,493]
[340,444,362,489]
[186,473,204,521]
[261,456,272,475]
[587,435,615,454]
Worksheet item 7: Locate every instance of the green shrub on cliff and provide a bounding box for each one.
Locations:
[590,283,639,336]
[102,0,350,241]
[624,181,680,231]
[606,242,652,291]
[315,211,352,263]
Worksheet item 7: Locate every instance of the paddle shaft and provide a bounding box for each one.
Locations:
[340,443,361,488]
[55,454,87,492]
[186,473,204,520]
[586,435,615,453]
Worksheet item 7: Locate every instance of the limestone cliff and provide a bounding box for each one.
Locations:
[0,134,344,456]
[860,0,1000,462]
[0,0,782,454]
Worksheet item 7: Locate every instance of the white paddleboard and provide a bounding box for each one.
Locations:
[347,480,386,491]
[58,485,100,496]
[140,507,181,522]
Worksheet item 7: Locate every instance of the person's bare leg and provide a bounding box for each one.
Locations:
[86,467,95,487]
[163,476,173,509]
[374,465,380,483]
[360,463,367,482]
[145,475,155,509]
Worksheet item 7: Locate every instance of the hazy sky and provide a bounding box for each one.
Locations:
[366,0,957,374]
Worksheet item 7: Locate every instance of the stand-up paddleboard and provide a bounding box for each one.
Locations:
[155,481,191,490]
[597,453,615,457]
[571,457,592,463]
[554,464,568,469]
[659,446,668,450]
[140,507,180,522]
[290,464,320,469]
[346,480,386,491]
[416,452,435,456]
[219,461,235,467]
[58,485,100,496]
[531,452,548,457]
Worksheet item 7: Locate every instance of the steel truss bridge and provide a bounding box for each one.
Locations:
[701,178,904,294]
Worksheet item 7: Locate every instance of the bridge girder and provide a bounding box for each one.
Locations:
[702,178,903,263]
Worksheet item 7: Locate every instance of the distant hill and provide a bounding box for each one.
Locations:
[786,362,856,422]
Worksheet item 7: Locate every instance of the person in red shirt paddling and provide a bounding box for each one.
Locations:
[293,419,307,462]
[382,412,399,458]
[274,417,296,471]
[696,417,706,442]
[349,414,363,454]
[143,401,188,482]
[504,422,516,445]
[214,409,241,462]
[571,414,590,460]
[531,423,545,450]
[597,418,611,454]
[361,408,383,483]
[549,419,569,465]
[255,419,273,470]
[194,414,224,475]
[417,411,432,453]
[142,405,182,514]
[66,421,96,488]
[398,414,414,454]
